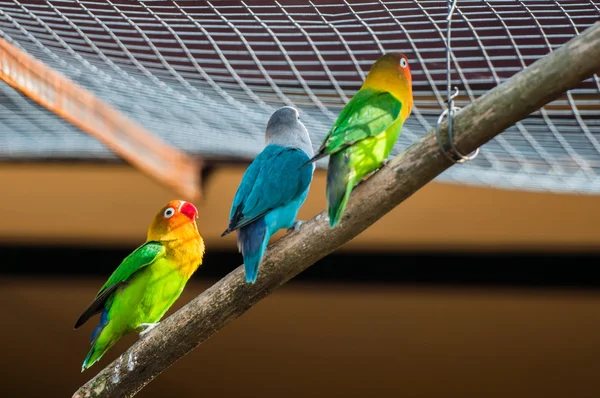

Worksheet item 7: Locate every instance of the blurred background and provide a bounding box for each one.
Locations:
[1,1,600,397]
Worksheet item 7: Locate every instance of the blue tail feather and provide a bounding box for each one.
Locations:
[89,309,109,344]
[82,309,111,371]
[238,217,269,283]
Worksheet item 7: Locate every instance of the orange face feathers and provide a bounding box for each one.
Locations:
[395,52,412,85]
[147,200,199,242]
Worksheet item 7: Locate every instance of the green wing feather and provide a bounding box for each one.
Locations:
[74,241,165,329]
[98,241,164,295]
[307,89,402,164]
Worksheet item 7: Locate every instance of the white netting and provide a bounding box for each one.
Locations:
[0,1,599,193]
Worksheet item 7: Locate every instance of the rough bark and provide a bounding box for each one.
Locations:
[73,21,600,398]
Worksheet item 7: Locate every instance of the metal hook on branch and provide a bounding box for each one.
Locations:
[435,0,480,164]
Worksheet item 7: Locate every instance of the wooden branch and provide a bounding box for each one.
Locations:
[0,38,203,201]
[73,22,600,398]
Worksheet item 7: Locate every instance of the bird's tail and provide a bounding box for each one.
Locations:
[238,217,269,284]
[299,151,326,168]
[327,151,354,228]
[81,311,118,372]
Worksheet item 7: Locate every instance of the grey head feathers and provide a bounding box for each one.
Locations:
[265,106,314,157]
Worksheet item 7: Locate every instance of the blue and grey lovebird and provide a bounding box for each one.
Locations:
[222,106,315,283]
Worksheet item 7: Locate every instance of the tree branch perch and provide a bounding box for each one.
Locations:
[73,21,600,398]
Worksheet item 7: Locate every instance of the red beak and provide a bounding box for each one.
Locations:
[180,202,198,220]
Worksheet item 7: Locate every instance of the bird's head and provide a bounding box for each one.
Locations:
[264,106,313,155]
[369,52,412,84]
[266,106,300,131]
[147,200,199,242]
[364,52,413,119]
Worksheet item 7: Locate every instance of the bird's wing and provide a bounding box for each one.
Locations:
[223,145,313,235]
[309,89,402,162]
[73,241,165,328]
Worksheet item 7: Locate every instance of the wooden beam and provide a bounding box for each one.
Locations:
[3,164,600,251]
[0,38,202,201]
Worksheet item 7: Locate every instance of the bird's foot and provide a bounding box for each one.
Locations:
[287,220,305,233]
[371,159,390,175]
[138,323,159,338]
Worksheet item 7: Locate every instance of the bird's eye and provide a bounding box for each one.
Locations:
[163,207,175,218]
[400,58,408,69]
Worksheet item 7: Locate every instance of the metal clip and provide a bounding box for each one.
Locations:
[436,87,479,163]
[435,0,480,164]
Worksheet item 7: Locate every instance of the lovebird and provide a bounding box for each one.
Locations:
[222,106,315,283]
[304,52,413,228]
[74,200,204,371]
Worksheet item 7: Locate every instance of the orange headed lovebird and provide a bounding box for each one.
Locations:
[303,52,413,228]
[74,200,204,371]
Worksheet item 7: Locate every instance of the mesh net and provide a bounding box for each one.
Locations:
[1,0,599,193]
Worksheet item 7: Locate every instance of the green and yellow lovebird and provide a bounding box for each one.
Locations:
[304,52,413,227]
[74,200,205,371]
